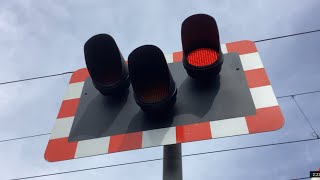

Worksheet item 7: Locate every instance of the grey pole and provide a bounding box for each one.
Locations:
[163,144,183,180]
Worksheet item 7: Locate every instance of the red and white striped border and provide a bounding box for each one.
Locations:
[45,40,284,162]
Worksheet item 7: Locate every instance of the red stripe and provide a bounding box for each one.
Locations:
[57,99,80,119]
[244,68,270,88]
[173,51,183,62]
[176,122,212,143]
[245,106,284,133]
[69,68,90,84]
[108,132,143,153]
[226,40,257,55]
[44,138,78,162]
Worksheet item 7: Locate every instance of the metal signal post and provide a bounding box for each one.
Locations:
[163,144,183,180]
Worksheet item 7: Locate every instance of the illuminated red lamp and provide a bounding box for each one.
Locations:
[181,14,223,79]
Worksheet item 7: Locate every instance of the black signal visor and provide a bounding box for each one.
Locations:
[84,34,129,95]
[181,14,223,79]
[128,45,177,113]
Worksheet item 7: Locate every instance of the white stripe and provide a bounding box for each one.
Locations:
[221,44,228,54]
[165,53,174,63]
[75,137,110,158]
[250,86,278,109]
[240,52,264,71]
[142,127,176,148]
[64,82,84,100]
[50,117,74,139]
[210,117,249,138]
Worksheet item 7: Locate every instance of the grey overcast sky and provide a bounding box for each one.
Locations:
[1,0,320,179]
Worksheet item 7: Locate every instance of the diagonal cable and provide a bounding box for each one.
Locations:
[292,96,320,138]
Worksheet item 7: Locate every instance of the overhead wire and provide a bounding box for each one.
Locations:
[1,29,320,86]
[1,89,320,144]
[9,138,319,180]
[0,72,73,85]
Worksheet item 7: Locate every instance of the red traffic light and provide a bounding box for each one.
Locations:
[181,14,223,79]
[84,34,130,95]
